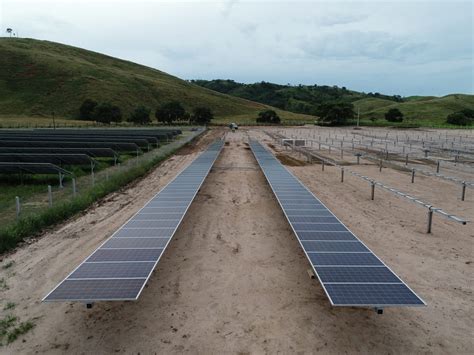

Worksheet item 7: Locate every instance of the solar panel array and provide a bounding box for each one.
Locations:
[43,139,223,302]
[0,162,73,175]
[249,140,425,308]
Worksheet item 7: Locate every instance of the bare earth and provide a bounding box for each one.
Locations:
[1,128,473,354]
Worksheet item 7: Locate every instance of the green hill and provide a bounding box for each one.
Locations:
[354,94,474,124]
[191,79,404,115]
[193,79,474,126]
[0,38,311,124]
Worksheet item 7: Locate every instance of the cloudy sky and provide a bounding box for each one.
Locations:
[1,0,472,96]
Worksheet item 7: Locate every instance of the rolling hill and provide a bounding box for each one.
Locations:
[353,94,474,124]
[0,38,311,124]
[193,79,474,126]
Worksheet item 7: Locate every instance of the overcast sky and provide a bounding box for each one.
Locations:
[1,0,472,96]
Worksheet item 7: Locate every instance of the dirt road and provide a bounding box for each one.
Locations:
[1,129,472,354]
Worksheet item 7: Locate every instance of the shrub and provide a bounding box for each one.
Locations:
[155,101,186,124]
[191,107,213,125]
[93,103,122,124]
[446,111,474,126]
[79,99,97,120]
[384,108,404,122]
[317,102,354,126]
[128,106,151,125]
[256,110,281,124]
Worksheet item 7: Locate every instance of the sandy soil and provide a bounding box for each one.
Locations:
[1,128,473,354]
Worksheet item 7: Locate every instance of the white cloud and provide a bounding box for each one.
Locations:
[0,0,472,96]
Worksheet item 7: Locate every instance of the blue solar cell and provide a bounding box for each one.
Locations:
[292,223,348,232]
[281,203,323,210]
[124,220,180,229]
[316,266,400,283]
[296,231,357,241]
[45,279,144,301]
[86,248,164,262]
[70,262,154,279]
[103,237,169,248]
[289,216,339,224]
[134,213,183,221]
[308,252,382,266]
[279,198,318,203]
[301,241,369,252]
[325,284,425,306]
[115,228,174,238]
[140,207,186,214]
[285,210,334,217]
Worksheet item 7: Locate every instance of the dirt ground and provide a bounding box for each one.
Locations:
[1,128,473,354]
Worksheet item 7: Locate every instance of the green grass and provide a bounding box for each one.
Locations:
[1,261,14,270]
[0,115,92,128]
[3,303,15,311]
[0,314,35,346]
[0,38,310,125]
[354,94,474,125]
[213,110,315,125]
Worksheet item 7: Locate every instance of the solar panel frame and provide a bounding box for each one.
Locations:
[0,162,73,175]
[0,147,118,159]
[249,140,425,308]
[43,139,223,303]
[0,153,96,166]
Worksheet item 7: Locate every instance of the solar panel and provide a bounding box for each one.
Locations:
[0,135,151,150]
[0,140,141,153]
[0,153,95,166]
[249,140,425,309]
[0,147,118,159]
[43,139,223,303]
[0,162,73,175]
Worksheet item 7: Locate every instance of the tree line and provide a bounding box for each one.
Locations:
[191,79,405,116]
[79,99,213,125]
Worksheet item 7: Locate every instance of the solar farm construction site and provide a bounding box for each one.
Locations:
[1,127,472,353]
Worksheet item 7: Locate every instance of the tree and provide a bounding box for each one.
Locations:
[446,110,474,126]
[93,103,122,124]
[155,101,186,124]
[317,102,354,126]
[128,106,151,125]
[191,107,213,125]
[385,108,404,123]
[256,110,281,124]
[79,99,98,120]
[6,28,13,37]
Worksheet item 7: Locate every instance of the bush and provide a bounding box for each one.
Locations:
[191,107,213,125]
[385,108,404,122]
[155,101,186,124]
[256,110,281,124]
[93,103,122,124]
[128,106,151,125]
[446,111,474,126]
[79,99,97,120]
[317,102,354,126]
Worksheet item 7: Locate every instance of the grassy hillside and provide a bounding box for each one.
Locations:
[194,79,474,127]
[354,94,474,125]
[0,38,312,125]
[192,79,404,115]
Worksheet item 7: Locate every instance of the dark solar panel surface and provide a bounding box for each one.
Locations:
[44,139,223,302]
[249,140,425,307]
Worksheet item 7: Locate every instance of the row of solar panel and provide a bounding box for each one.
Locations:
[249,140,425,307]
[43,139,223,301]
